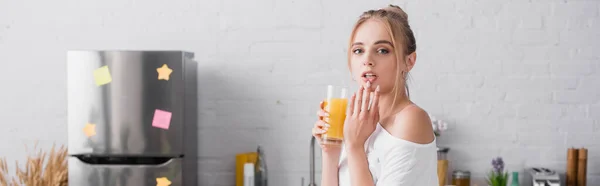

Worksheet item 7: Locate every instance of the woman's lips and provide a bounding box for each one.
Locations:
[361,76,377,83]
[360,71,377,84]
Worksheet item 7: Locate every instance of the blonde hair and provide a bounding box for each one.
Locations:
[347,4,417,114]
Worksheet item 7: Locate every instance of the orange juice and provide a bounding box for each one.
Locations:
[322,98,348,145]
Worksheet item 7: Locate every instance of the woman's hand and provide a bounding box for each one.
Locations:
[311,101,342,154]
[343,82,380,150]
[312,101,342,186]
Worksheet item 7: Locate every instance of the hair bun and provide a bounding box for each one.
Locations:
[385,4,409,20]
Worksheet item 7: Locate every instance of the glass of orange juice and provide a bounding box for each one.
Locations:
[322,85,348,146]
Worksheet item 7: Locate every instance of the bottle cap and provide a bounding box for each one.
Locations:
[452,170,470,178]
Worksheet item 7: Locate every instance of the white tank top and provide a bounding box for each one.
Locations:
[338,123,439,186]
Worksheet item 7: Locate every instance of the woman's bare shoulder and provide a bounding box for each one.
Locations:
[387,104,435,144]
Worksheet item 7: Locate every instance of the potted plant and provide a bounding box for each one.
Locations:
[486,157,509,186]
[0,142,68,186]
[429,114,448,139]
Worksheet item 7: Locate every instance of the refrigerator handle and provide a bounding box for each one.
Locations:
[72,155,179,167]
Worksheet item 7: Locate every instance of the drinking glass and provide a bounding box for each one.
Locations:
[321,85,348,146]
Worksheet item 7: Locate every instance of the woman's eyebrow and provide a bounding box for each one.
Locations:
[352,40,394,47]
[374,40,393,46]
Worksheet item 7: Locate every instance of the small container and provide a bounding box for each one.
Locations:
[511,171,519,186]
[451,170,470,186]
[436,147,451,186]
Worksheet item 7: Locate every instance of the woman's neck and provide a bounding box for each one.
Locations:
[377,91,412,121]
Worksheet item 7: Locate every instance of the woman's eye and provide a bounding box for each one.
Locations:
[377,48,389,54]
[353,49,363,54]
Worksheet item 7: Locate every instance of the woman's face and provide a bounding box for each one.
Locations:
[350,19,405,94]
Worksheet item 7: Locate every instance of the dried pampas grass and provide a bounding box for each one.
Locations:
[0,142,68,186]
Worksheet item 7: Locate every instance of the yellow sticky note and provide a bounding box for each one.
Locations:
[156,64,173,81]
[156,177,171,186]
[83,123,96,137]
[93,66,112,86]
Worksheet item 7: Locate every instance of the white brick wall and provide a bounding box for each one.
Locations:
[0,0,599,185]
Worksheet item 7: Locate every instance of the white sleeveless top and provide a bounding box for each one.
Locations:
[338,123,439,186]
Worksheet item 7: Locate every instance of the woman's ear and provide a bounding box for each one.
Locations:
[405,52,417,71]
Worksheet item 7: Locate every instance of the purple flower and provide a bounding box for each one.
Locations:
[491,157,504,173]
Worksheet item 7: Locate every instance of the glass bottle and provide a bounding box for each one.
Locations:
[511,172,519,186]
[255,146,268,186]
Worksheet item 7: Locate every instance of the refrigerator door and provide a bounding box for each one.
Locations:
[67,51,193,156]
[68,156,182,186]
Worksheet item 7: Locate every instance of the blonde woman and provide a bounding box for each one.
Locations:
[312,5,439,186]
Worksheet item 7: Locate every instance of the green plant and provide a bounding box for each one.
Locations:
[486,157,509,186]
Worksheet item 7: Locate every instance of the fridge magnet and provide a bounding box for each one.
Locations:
[156,177,172,186]
[93,65,113,86]
[152,109,172,129]
[156,64,173,81]
[83,123,96,137]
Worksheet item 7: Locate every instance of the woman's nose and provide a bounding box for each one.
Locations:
[363,61,374,66]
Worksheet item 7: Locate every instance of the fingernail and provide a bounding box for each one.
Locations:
[376,85,380,92]
[366,81,371,88]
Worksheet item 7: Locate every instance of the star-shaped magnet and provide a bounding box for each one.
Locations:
[83,123,96,137]
[156,64,173,81]
[156,177,172,186]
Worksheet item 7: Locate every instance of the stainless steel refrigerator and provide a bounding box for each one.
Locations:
[67,50,198,186]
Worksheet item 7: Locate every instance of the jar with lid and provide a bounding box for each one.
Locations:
[437,147,450,186]
[451,170,470,186]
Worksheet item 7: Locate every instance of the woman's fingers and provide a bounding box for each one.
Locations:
[370,85,380,118]
[317,109,330,118]
[360,82,371,114]
[318,101,327,120]
[347,93,356,116]
[312,127,325,136]
[353,86,364,116]
[312,120,329,136]
[316,120,330,129]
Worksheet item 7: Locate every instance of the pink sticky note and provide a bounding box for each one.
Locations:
[152,109,172,129]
